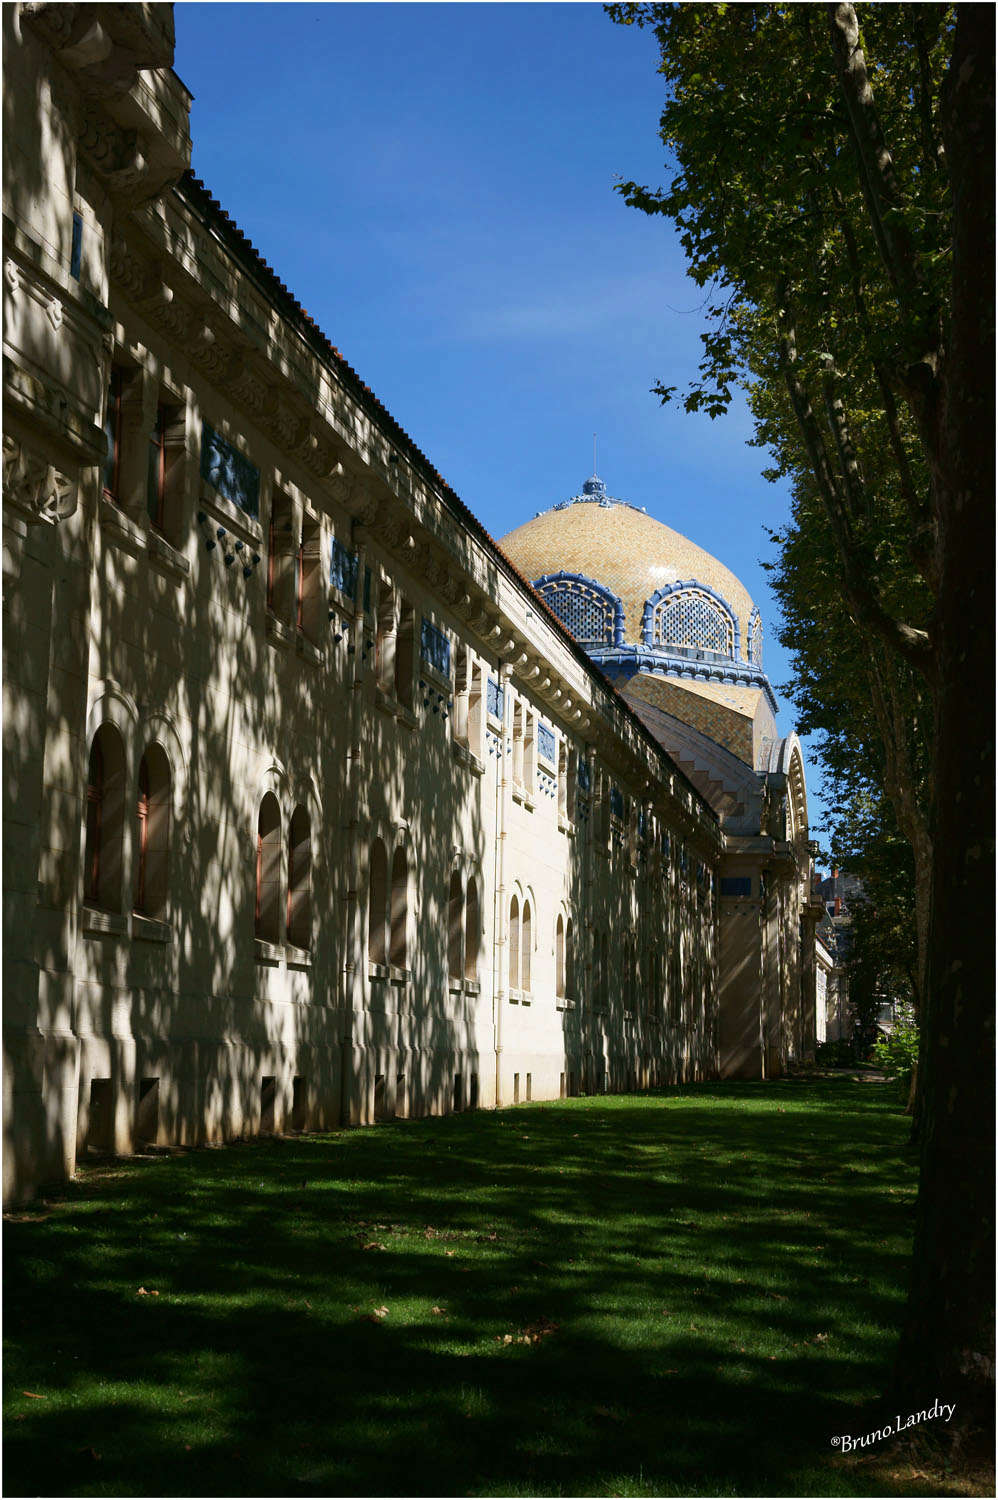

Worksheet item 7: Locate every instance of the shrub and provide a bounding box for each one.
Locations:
[872,1017,920,1098]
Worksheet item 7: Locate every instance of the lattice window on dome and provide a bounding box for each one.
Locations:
[748,609,763,667]
[653,589,734,656]
[535,578,615,644]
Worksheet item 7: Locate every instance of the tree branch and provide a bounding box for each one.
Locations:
[777,290,936,681]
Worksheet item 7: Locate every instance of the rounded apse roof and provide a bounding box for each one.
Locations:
[499,475,759,666]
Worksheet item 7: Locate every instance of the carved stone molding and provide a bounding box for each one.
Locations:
[3,434,78,526]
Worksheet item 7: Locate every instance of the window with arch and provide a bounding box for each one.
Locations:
[566,917,574,1000]
[368,839,388,965]
[448,868,463,981]
[84,724,126,912]
[521,897,532,994]
[509,895,520,991]
[556,914,566,999]
[390,846,408,967]
[255,793,282,943]
[134,744,171,920]
[287,805,311,950]
[648,585,736,657]
[464,875,479,982]
[533,573,622,645]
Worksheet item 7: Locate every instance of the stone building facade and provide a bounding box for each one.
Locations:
[2,3,817,1205]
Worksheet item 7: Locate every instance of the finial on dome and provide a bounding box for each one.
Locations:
[581,474,607,498]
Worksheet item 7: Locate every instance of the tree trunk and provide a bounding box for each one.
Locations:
[892,3,995,1439]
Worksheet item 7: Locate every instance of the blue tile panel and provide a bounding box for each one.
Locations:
[577,756,591,793]
[200,423,260,520]
[330,535,358,599]
[610,785,625,820]
[487,677,504,720]
[537,723,556,764]
[420,618,451,677]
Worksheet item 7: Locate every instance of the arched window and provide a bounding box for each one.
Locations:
[448,868,463,980]
[465,875,479,981]
[533,572,623,645]
[556,914,565,998]
[287,805,311,950]
[521,898,532,994]
[368,839,388,965]
[645,582,737,657]
[134,744,171,919]
[566,918,574,1000]
[256,794,282,942]
[509,895,520,990]
[84,724,126,912]
[390,846,407,967]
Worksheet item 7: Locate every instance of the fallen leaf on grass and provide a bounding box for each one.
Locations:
[444,1250,455,1258]
[497,1315,559,1347]
[136,1287,160,1297]
[362,1242,386,1252]
[431,1306,447,1316]
[22,1391,46,1400]
[371,1305,389,1318]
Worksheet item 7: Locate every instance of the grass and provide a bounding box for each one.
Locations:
[3,1073,976,1497]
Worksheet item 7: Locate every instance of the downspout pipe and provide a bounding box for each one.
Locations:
[492,662,511,1109]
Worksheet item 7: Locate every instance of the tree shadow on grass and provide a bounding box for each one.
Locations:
[5,1077,948,1498]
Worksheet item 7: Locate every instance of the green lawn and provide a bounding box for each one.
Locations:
[4,1075,940,1497]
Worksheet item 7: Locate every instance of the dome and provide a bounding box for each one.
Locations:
[500,474,763,672]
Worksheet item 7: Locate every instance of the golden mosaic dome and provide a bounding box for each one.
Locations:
[500,475,762,670]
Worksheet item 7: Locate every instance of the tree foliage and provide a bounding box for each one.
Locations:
[609,0,994,1435]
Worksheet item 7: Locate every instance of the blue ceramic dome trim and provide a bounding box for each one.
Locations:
[533,570,626,647]
[590,644,779,715]
[537,473,647,517]
[641,578,741,659]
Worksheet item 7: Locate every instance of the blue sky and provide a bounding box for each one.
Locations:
[174,2,829,837]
